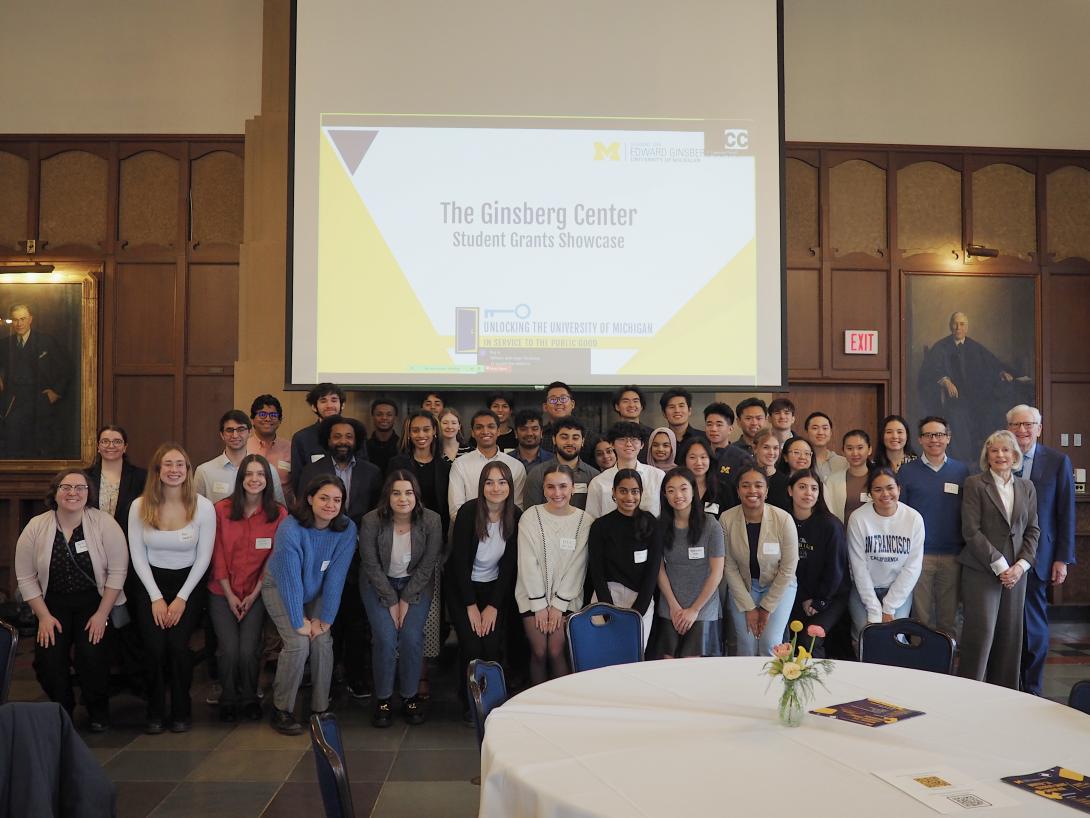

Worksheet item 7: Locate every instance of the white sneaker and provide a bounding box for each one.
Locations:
[205,681,223,705]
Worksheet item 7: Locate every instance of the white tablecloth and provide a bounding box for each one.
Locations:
[480,657,1090,817]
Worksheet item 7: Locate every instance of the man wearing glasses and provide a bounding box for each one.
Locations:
[898,416,969,639]
[585,422,665,518]
[195,409,285,504]
[247,394,292,505]
[540,380,599,462]
[1007,404,1076,695]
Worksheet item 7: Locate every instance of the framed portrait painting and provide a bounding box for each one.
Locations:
[0,269,97,470]
[902,271,1037,464]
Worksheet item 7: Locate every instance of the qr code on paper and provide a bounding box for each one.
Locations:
[946,793,992,809]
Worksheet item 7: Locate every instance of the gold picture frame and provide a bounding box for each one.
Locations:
[0,267,98,471]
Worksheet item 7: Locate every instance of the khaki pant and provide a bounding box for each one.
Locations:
[912,554,960,639]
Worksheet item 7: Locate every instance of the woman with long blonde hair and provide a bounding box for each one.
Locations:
[128,443,216,734]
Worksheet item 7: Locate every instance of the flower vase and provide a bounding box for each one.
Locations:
[777,682,806,727]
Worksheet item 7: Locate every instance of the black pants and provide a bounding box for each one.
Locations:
[332,555,372,688]
[447,579,506,707]
[789,593,849,658]
[133,566,206,722]
[34,589,111,723]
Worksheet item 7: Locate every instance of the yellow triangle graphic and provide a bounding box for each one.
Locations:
[317,131,452,373]
[620,240,757,375]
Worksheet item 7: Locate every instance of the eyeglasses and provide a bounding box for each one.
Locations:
[254,411,280,420]
[1008,421,1039,430]
[921,432,949,440]
[546,396,571,405]
[58,484,89,494]
[99,439,125,448]
[222,426,250,435]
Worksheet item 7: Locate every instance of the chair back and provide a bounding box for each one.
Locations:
[1069,680,1090,715]
[468,659,507,748]
[0,619,17,705]
[859,618,954,674]
[310,712,354,818]
[566,602,644,673]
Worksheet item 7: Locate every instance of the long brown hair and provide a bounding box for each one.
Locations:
[140,442,197,529]
[474,461,517,542]
[377,469,424,523]
[228,454,282,522]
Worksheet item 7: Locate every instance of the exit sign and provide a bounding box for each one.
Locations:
[844,330,878,355]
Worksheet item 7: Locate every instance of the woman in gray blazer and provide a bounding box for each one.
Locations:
[958,430,1040,689]
[359,469,443,727]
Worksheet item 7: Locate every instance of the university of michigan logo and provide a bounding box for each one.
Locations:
[593,141,620,161]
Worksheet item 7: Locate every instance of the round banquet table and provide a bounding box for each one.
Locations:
[479,657,1090,818]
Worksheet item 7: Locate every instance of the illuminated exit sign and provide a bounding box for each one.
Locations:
[844,330,878,355]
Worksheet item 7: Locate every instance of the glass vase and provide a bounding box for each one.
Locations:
[778,682,806,727]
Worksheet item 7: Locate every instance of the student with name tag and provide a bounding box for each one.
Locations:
[824,429,874,524]
[587,469,664,651]
[207,454,287,722]
[262,475,357,736]
[246,394,293,506]
[195,410,285,505]
[515,463,593,684]
[358,470,443,727]
[720,464,799,657]
[524,417,599,510]
[898,416,969,639]
[16,468,129,732]
[679,436,737,519]
[650,468,725,658]
[846,468,925,646]
[958,430,1039,689]
[128,444,216,734]
[585,422,666,518]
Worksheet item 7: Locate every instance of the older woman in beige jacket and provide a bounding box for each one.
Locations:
[720,464,799,656]
[958,430,1039,689]
[15,468,129,730]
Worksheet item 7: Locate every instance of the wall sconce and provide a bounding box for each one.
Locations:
[966,244,998,258]
[1,263,56,274]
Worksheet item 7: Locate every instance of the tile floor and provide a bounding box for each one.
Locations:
[6,619,1089,817]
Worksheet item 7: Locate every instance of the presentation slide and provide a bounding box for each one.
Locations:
[290,1,784,389]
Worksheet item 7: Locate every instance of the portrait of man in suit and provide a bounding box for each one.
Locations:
[0,302,75,458]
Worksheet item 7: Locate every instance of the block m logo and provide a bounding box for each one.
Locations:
[593,141,620,161]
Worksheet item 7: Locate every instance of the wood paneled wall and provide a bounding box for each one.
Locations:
[0,135,243,595]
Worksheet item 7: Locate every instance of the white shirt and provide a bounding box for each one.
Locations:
[924,454,948,473]
[989,470,1033,576]
[127,495,216,602]
[388,529,412,579]
[585,462,666,518]
[471,520,506,583]
[448,448,526,521]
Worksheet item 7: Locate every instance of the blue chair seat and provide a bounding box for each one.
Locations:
[1069,680,1090,715]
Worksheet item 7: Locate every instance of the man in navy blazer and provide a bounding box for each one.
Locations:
[1008,404,1076,695]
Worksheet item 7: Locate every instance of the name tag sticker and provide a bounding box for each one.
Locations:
[573,482,588,494]
[74,539,89,554]
[559,537,577,552]
[704,502,720,516]
[688,546,705,560]
[860,493,870,503]
[179,529,195,543]
[320,560,331,572]
[944,482,960,495]
[762,541,780,556]
[213,481,231,495]
[633,549,648,564]
[255,537,272,550]
[278,460,291,472]
[311,453,325,462]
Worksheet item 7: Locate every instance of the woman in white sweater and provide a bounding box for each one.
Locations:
[515,463,593,684]
[128,443,216,734]
[846,467,925,646]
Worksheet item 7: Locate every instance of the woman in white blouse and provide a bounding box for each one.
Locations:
[128,443,216,734]
[515,463,593,684]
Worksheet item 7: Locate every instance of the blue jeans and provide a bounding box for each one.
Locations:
[360,575,432,700]
[728,578,797,657]
[849,586,913,644]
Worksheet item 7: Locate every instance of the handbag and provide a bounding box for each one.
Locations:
[58,524,130,628]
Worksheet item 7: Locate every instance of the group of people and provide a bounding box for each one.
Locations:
[13,381,1075,738]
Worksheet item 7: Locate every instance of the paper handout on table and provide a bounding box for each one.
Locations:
[873,767,1018,813]
[1002,766,1090,813]
[810,697,924,727]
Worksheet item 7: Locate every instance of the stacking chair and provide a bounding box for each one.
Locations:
[468,659,508,749]
[0,619,17,705]
[566,602,643,673]
[1069,680,1090,715]
[310,712,354,818]
[859,618,955,674]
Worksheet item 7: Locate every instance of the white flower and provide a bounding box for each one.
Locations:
[782,662,802,681]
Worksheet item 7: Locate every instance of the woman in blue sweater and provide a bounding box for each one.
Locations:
[261,475,357,735]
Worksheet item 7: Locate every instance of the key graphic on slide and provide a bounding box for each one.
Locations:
[484,303,532,320]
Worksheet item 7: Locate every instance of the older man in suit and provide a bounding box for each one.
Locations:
[1005,405,1076,695]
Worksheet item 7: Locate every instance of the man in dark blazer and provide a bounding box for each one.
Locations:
[0,303,73,458]
[918,311,1017,462]
[1007,404,1076,695]
[298,414,381,699]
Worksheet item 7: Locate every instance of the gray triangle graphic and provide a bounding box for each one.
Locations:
[328,129,378,175]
